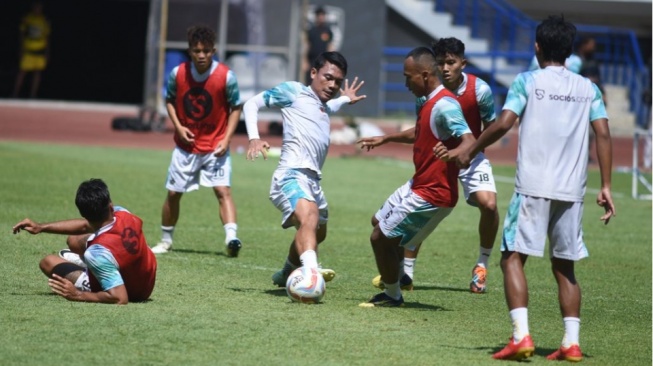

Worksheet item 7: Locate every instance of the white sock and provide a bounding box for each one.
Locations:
[562,317,580,347]
[224,223,238,244]
[477,247,492,268]
[509,307,530,343]
[404,258,416,279]
[282,258,299,274]
[161,226,174,243]
[299,250,318,268]
[383,282,402,300]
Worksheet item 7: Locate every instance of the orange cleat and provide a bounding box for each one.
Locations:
[470,264,487,293]
[492,335,535,360]
[546,344,583,362]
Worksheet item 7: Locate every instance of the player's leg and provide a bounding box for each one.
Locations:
[205,151,241,256]
[29,71,42,99]
[546,200,586,362]
[153,148,199,254]
[56,234,92,268]
[39,255,90,291]
[460,154,498,293]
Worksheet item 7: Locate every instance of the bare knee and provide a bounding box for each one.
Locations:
[166,190,183,202]
[39,255,60,276]
[213,186,232,200]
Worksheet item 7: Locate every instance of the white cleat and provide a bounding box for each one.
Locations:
[150,241,172,254]
[58,249,87,268]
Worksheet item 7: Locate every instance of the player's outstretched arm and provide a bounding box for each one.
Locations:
[357,127,416,151]
[455,110,518,167]
[13,218,93,235]
[340,77,366,105]
[592,118,616,224]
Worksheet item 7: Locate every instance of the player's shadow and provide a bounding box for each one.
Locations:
[171,248,231,257]
[403,302,449,311]
[263,288,288,297]
[413,284,470,293]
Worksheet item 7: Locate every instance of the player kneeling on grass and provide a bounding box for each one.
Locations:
[243,51,366,288]
[358,47,473,307]
[436,15,615,361]
[12,179,157,304]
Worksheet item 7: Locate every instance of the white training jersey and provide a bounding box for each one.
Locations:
[244,81,349,177]
[503,66,608,202]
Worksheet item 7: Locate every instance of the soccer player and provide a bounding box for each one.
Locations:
[358,47,473,307]
[151,25,244,257]
[12,179,157,304]
[370,38,499,293]
[436,16,615,361]
[13,1,50,98]
[243,51,366,288]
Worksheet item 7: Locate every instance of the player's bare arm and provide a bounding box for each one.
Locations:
[592,118,616,224]
[13,218,93,235]
[358,127,416,152]
[215,104,243,157]
[48,274,129,305]
[339,77,367,104]
[166,102,195,145]
[247,139,271,161]
[455,110,518,167]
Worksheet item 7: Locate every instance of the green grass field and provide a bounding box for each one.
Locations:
[0,141,650,365]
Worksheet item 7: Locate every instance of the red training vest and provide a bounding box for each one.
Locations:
[456,74,483,139]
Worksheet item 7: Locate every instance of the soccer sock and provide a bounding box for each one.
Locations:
[477,247,492,268]
[299,250,318,268]
[282,258,299,274]
[383,282,402,300]
[509,307,530,343]
[161,226,174,243]
[404,258,416,279]
[224,223,238,244]
[562,317,580,347]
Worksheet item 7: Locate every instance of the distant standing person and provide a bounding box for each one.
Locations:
[13,1,50,98]
[150,25,244,257]
[437,15,615,361]
[12,179,157,304]
[305,7,333,83]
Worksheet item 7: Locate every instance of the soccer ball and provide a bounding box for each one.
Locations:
[285,267,326,304]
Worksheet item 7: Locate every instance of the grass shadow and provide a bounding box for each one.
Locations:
[171,248,230,257]
[412,285,470,293]
[263,288,288,297]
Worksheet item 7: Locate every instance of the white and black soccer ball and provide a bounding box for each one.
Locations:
[285,267,325,304]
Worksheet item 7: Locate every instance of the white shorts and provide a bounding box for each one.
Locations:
[165,147,232,192]
[374,180,453,250]
[502,192,588,260]
[269,168,328,229]
[458,152,497,205]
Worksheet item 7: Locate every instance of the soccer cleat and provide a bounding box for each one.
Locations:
[150,241,172,254]
[318,267,336,282]
[359,292,405,308]
[546,344,583,362]
[58,249,87,268]
[226,239,242,257]
[371,274,414,291]
[272,268,291,287]
[470,264,487,293]
[492,335,535,360]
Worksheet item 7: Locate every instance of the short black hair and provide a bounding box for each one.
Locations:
[314,6,326,15]
[75,179,112,223]
[536,15,576,64]
[187,25,216,47]
[312,51,348,76]
[406,47,437,74]
[431,37,466,59]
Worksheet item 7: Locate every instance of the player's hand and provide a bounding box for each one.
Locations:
[48,274,82,301]
[433,142,452,161]
[357,136,385,151]
[247,139,270,161]
[340,77,367,105]
[214,139,229,157]
[176,126,195,145]
[12,219,42,235]
[597,187,616,225]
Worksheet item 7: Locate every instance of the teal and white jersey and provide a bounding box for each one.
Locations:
[503,66,608,201]
[528,55,582,74]
[244,81,350,177]
[83,205,129,292]
[429,85,471,140]
[166,60,241,106]
[415,74,495,123]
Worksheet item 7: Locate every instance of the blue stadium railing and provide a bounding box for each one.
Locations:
[383,0,650,127]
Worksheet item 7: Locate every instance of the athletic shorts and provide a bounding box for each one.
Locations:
[374,180,453,250]
[458,152,497,205]
[20,53,47,71]
[269,168,328,229]
[502,192,588,260]
[165,147,232,192]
